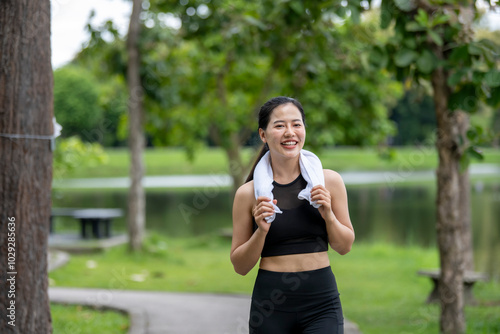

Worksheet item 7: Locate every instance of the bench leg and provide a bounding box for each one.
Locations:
[81,219,88,239]
[50,215,54,234]
[103,219,111,238]
[79,217,116,239]
[91,219,101,238]
[426,278,440,304]
[463,282,478,305]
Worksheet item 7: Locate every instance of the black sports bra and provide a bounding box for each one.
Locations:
[253,174,329,257]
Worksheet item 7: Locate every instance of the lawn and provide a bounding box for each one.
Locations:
[49,234,500,334]
[61,146,500,179]
[51,303,129,334]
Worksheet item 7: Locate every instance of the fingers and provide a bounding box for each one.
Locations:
[253,202,275,217]
[255,196,277,209]
[310,185,332,207]
[311,186,329,197]
[311,184,327,193]
[253,197,276,222]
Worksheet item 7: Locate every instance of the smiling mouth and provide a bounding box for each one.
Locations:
[281,141,298,147]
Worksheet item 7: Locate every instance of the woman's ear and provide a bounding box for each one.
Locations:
[259,128,266,144]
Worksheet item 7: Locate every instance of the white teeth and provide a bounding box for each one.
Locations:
[282,141,297,146]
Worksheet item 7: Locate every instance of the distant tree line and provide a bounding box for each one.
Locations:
[54,65,498,147]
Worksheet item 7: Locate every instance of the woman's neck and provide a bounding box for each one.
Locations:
[270,152,301,184]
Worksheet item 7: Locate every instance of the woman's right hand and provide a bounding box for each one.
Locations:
[252,196,277,234]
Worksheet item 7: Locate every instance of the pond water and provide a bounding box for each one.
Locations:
[52,180,500,278]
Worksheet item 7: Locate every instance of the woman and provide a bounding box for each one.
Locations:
[230,96,354,334]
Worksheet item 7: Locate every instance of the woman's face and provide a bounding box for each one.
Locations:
[259,103,306,159]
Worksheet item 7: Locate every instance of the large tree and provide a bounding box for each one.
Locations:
[372,1,500,332]
[127,0,146,251]
[0,0,53,333]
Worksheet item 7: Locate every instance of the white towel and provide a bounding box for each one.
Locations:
[253,149,325,223]
[297,149,325,208]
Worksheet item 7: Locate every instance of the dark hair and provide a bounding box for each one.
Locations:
[245,96,306,183]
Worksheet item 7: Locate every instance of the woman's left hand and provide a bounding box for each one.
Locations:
[310,185,334,221]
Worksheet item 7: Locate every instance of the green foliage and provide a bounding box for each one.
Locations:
[459,122,498,170]
[53,66,103,140]
[77,12,126,77]
[373,1,500,111]
[146,0,401,153]
[96,75,129,147]
[53,136,108,180]
[71,15,130,147]
[74,0,401,173]
[390,87,437,145]
[371,1,500,169]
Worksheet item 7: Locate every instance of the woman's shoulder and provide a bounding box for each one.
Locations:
[322,169,345,188]
[235,180,255,201]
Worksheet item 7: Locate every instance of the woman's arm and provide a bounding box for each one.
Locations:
[311,169,355,255]
[230,181,275,276]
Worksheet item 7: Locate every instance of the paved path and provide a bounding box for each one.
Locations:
[49,287,362,334]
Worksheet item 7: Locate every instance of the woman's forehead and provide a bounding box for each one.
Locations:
[270,103,302,121]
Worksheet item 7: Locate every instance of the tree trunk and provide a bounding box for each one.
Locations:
[226,133,247,196]
[0,1,53,333]
[457,112,474,271]
[432,66,466,334]
[127,0,145,251]
[459,169,473,271]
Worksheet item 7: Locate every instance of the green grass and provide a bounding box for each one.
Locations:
[51,303,129,334]
[66,147,255,178]
[49,234,500,333]
[62,146,500,179]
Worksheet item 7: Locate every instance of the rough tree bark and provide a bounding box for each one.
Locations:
[432,64,466,333]
[430,4,477,332]
[455,3,475,275]
[457,112,474,272]
[127,0,146,251]
[0,0,53,333]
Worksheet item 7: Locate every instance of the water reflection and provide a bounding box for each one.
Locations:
[52,181,499,277]
[348,185,437,246]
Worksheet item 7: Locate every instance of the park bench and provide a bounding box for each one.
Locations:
[50,208,79,233]
[417,269,488,305]
[51,208,123,239]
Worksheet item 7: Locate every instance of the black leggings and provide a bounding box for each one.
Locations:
[250,266,344,334]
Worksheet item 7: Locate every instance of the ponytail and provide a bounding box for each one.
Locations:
[245,143,269,183]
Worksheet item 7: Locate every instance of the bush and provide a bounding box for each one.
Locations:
[54,66,103,141]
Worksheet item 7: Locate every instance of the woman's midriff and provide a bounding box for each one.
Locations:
[259,251,330,272]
